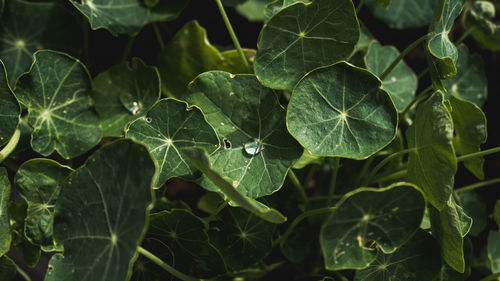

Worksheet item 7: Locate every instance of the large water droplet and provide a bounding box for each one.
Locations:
[120,92,141,115]
[244,139,263,155]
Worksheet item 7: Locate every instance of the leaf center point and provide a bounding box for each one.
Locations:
[15,40,25,49]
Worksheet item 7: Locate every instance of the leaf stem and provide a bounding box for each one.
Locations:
[272,206,337,247]
[417,67,430,79]
[288,170,308,203]
[327,158,340,205]
[370,169,407,185]
[363,148,414,186]
[153,22,166,49]
[304,164,319,189]
[0,127,20,164]
[455,26,476,45]
[400,85,433,117]
[120,36,136,63]
[16,265,31,281]
[454,177,500,194]
[356,156,375,187]
[380,33,429,81]
[214,0,250,71]
[206,200,228,221]
[479,272,500,281]
[457,146,500,162]
[137,246,205,281]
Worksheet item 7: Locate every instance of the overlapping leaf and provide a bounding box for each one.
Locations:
[406,92,456,210]
[365,0,436,29]
[187,71,302,199]
[264,0,310,20]
[126,99,219,187]
[320,183,426,270]
[0,168,11,255]
[235,0,274,21]
[459,192,487,236]
[91,58,160,137]
[69,0,189,36]
[365,41,417,111]
[45,140,155,281]
[0,255,17,281]
[287,62,398,159]
[0,0,82,86]
[465,1,500,51]
[254,0,359,90]
[0,61,19,148]
[488,231,500,274]
[14,159,72,248]
[433,238,472,281]
[14,50,101,159]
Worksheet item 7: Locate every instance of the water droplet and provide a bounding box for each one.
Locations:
[220,122,225,126]
[390,76,397,82]
[244,139,264,155]
[120,92,141,115]
[229,91,234,96]
[223,138,232,149]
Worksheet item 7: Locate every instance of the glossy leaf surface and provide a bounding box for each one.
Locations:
[0,167,11,255]
[0,61,19,148]
[365,0,436,29]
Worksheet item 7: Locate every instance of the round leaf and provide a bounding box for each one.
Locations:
[365,0,436,29]
[46,139,155,281]
[126,99,219,187]
[0,167,11,255]
[287,62,398,159]
[254,0,359,90]
[14,50,102,159]
[0,61,20,148]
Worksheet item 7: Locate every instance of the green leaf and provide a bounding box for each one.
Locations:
[320,182,426,270]
[14,159,73,248]
[0,168,11,255]
[0,0,82,86]
[126,99,219,187]
[143,209,226,278]
[209,207,277,271]
[182,147,287,224]
[429,198,472,273]
[433,238,472,281]
[376,0,391,9]
[235,0,274,22]
[91,58,161,137]
[448,96,487,180]
[354,230,441,281]
[427,0,466,78]
[488,231,500,274]
[46,139,156,281]
[0,255,17,281]
[458,192,487,236]
[465,1,500,51]
[254,0,359,90]
[406,92,456,210]
[365,0,436,29]
[22,240,41,268]
[264,0,310,20]
[442,45,488,107]
[69,0,189,36]
[287,62,398,159]
[0,61,20,148]
[14,50,102,159]
[187,71,301,198]
[158,21,254,98]
[365,41,417,111]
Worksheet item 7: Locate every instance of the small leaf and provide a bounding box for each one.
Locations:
[354,230,441,281]
[458,192,487,236]
[365,0,436,29]
[0,167,11,255]
[320,182,426,270]
[14,159,73,247]
[91,58,161,137]
[187,71,301,198]
[287,62,397,159]
[365,41,417,111]
[126,99,219,187]
[0,255,17,281]
[0,60,20,148]
[182,147,287,224]
[254,0,359,90]
[46,139,156,281]
[14,50,102,159]
[487,231,500,274]
[407,92,456,210]
[235,0,274,22]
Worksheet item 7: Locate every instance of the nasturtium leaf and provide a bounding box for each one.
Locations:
[287,62,398,159]
[0,61,20,148]
[22,240,41,268]
[320,182,426,270]
[487,231,500,274]
[144,209,226,278]
[0,255,17,281]
[442,45,488,107]
[280,223,312,263]
[182,147,287,224]
[187,71,301,198]
[91,58,160,137]
[458,192,487,236]
[8,199,27,248]
[433,238,472,281]
[429,198,472,273]
[69,0,188,36]
[14,50,101,159]
[126,99,219,187]
[427,0,467,78]
[365,0,436,29]
[365,41,417,111]
[264,0,310,20]
[46,139,156,281]
[406,92,456,210]
[14,159,73,247]
[254,0,359,90]
[354,230,441,281]
[209,207,276,271]
[158,21,254,98]
[0,0,82,86]
[465,1,500,51]
[235,0,274,22]
[449,96,487,180]
[0,168,11,255]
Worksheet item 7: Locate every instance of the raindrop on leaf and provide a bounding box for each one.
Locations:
[244,139,264,155]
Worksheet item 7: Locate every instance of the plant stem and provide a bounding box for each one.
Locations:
[16,265,31,281]
[327,158,340,205]
[356,0,365,13]
[272,206,337,247]
[370,169,407,185]
[457,146,500,162]
[479,272,500,281]
[400,85,434,117]
[417,67,430,79]
[120,36,136,63]
[357,156,375,187]
[153,22,166,49]
[454,177,500,194]
[334,271,349,281]
[363,148,414,186]
[288,170,308,203]
[0,128,20,164]
[214,0,250,71]
[138,246,205,281]
[455,26,476,45]
[304,164,319,189]
[380,34,429,81]
[206,200,228,221]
